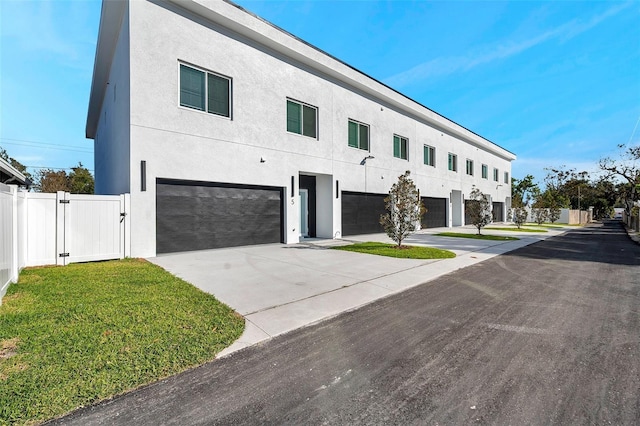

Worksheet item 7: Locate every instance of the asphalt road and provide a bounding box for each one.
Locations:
[53,221,640,425]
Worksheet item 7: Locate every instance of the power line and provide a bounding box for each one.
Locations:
[1,137,92,150]
[0,138,93,154]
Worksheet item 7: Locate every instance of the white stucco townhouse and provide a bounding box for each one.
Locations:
[87,0,516,257]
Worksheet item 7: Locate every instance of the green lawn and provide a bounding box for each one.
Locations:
[435,232,519,241]
[485,226,547,233]
[333,242,455,259]
[524,223,566,228]
[0,259,244,425]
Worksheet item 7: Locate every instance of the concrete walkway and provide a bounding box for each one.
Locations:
[149,225,569,357]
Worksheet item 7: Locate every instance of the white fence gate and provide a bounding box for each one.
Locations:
[1,188,130,303]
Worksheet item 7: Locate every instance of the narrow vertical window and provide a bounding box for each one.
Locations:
[287,100,301,134]
[393,135,408,160]
[180,64,205,111]
[493,168,499,182]
[348,119,370,150]
[504,171,509,184]
[207,73,230,117]
[482,164,488,179]
[466,159,474,176]
[448,153,457,172]
[423,145,435,167]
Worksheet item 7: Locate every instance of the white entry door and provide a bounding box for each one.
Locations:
[299,189,309,238]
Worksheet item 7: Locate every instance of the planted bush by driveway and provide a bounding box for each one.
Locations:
[0,259,244,425]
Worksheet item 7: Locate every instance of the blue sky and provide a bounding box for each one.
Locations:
[1,0,638,185]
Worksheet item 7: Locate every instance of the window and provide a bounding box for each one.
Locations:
[348,119,369,150]
[448,153,457,172]
[423,145,435,167]
[179,63,231,117]
[482,164,488,179]
[393,135,408,160]
[504,171,509,184]
[493,168,499,182]
[287,99,317,138]
[466,159,474,176]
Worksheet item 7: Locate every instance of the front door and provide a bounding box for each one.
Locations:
[299,189,309,238]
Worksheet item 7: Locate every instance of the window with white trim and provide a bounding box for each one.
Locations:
[423,145,435,167]
[493,167,499,182]
[482,164,488,179]
[504,171,509,184]
[466,159,474,176]
[179,63,231,117]
[393,135,408,160]
[448,153,457,172]
[287,99,317,138]
[348,119,369,150]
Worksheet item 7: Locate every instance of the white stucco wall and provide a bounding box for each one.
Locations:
[92,0,514,257]
[94,4,131,196]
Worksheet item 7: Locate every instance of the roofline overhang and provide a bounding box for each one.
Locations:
[0,157,28,185]
[86,0,126,139]
[86,0,516,162]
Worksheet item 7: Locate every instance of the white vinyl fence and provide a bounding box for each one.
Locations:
[1,187,130,303]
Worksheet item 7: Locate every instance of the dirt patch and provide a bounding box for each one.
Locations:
[1,337,20,359]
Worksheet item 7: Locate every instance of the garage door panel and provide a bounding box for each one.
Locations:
[157,180,282,254]
[421,197,447,228]
[342,192,387,236]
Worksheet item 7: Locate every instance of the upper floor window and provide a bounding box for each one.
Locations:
[423,145,435,167]
[493,167,499,182]
[348,119,369,151]
[466,159,474,176]
[448,153,457,172]
[393,135,408,160]
[179,63,231,118]
[504,171,509,184]
[482,164,488,179]
[287,99,317,138]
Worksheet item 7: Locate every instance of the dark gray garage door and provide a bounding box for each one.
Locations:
[341,192,387,236]
[492,202,504,222]
[421,197,447,228]
[156,179,283,254]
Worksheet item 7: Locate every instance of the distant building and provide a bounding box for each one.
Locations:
[87,0,516,257]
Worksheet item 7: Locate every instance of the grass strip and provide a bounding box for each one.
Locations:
[436,232,519,241]
[333,242,455,259]
[0,259,244,425]
[485,226,547,233]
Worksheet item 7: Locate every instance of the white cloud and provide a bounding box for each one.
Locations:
[384,2,633,88]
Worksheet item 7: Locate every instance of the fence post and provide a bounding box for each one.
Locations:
[10,186,18,282]
[124,194,131,258]
[55,191,69,266]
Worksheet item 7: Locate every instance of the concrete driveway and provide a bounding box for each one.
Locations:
[149,226,566,356]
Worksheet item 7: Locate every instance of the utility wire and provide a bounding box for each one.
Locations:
[0,139,92,154]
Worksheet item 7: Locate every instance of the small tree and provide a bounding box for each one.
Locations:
[466,186,492,235]
[379,170,425,247]
[532,208,548,225]
[548,205,561,223]
[509,207,528,229]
